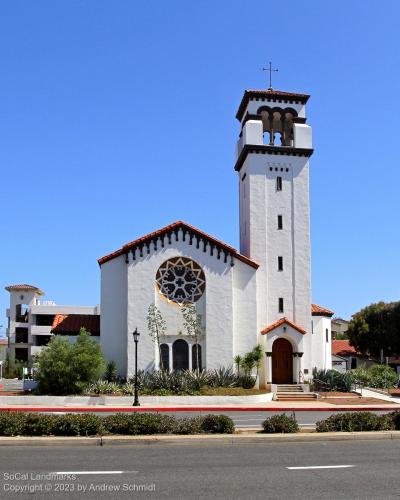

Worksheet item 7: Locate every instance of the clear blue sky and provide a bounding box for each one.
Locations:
[1,0,399,332]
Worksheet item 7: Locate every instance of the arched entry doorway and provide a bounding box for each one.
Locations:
[172,339,189,370]
[272,338,293,384]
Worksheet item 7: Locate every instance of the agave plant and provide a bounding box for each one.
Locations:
[85,380,122,395]
[209,367,238,388]
[184,369,211,390]
[121,382,135,395]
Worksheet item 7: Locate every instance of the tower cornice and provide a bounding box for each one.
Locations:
[234,144,314,172]
[236,89,310,122]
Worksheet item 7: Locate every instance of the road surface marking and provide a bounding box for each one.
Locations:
[54,471,137,475]
[287,465,355,470]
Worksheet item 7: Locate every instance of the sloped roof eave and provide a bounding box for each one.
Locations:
[98,221,259,269]
[261,317,306,335]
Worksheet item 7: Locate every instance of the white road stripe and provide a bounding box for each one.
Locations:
[54,471,137,475]
[287,465,355,470]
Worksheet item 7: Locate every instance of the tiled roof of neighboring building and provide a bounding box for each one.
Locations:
[261,317,306,335]
[5,284,44,295]
[51,314,100,336]
[331,340,357,357]
[98,221,259,269]
[0,339,8,345]
[311,303,334,317]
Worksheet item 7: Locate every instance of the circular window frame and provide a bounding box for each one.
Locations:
[156,257,205,304]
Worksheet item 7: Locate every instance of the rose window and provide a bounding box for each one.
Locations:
[156,257,205,304]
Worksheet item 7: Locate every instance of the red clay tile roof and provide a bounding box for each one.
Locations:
[98,221,259,269]
[261,317,306,335]
[311,303,334,317]
[5,284,44,295]
[236,89,310,121]
[332,340,357,357]
[51,314,100,336]
[0,339,8,345]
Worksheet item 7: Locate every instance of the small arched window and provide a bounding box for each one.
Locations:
[173,339,189,370]
[276,176,282,191]
[160,344,170,371]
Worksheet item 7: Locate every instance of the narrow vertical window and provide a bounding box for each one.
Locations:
[277,215,283,230]
[311,320,314,334]
[278,298,284,313]
[326,328,329,343]
[278,256,283,271]
[276,176,282,191]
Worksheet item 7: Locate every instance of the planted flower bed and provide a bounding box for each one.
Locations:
[85,367,256,396]
[0,412,234,437]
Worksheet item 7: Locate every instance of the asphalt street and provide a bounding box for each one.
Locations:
[1,439,399,499]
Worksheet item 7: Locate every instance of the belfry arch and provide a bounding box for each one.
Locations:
[257,105,297,147]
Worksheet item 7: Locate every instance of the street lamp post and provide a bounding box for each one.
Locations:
[132,328,140,406]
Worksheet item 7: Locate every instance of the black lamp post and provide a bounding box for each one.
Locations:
[132,328,140,406]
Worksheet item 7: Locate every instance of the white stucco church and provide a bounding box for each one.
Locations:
[98,85,333,386]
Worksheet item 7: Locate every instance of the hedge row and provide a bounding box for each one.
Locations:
[0,412,234,437]
[316,412,395,432]
[261,411,400,433]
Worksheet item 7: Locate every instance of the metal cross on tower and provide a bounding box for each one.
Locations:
[263,62,278,90]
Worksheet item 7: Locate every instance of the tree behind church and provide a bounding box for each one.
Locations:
[35,328,106,395]
[147,304,167,370]
[347,301,400,358]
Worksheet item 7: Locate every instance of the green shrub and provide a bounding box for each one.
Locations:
[388,411,400,430]
[22,413,57,436]
[312,368,353,392]
[316,412,394,432]
[261,414,299,433]
[103,413,176,435]
[52,413,104,436]
[236,374,256,389]
[35,329,106,395]
[0,411,27,436]
[105,361,118,383]
[198,414,235,434]
[366,365,398,389]
[0,412,236,436]
[172,417,202,435]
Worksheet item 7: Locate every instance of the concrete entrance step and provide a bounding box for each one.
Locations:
[274,384,318,401]
[276,385,304,393]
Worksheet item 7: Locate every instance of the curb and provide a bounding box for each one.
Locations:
[1,431,400,447]
[0,406,399,412]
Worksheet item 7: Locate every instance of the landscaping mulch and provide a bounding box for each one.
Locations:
[318,392,359,398]
[327,397,390,405]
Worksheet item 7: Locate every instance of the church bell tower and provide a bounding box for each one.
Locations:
[235,85,313,343]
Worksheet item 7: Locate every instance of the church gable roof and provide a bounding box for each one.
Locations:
[98,221,259,269]
[261,317,306,335]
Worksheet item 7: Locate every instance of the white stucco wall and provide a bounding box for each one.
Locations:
[232,260,258,357]
[311,315,332,371]
[100,255,128,376]
[107,228,259,377]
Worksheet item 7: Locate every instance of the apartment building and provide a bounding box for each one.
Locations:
[5,284,100,366]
